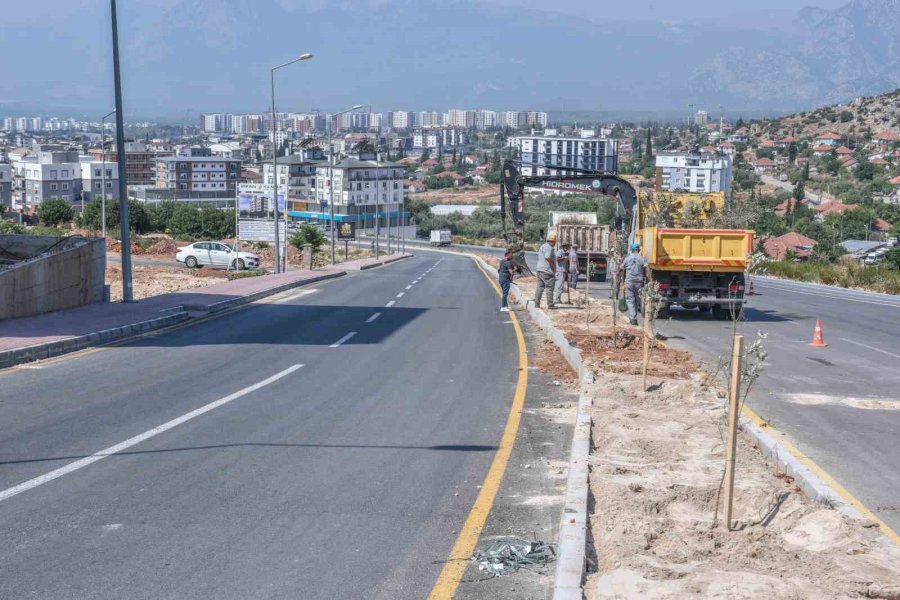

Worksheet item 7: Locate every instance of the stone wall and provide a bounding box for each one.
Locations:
[0,235,106,320]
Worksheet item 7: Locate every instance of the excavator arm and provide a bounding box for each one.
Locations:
[500,160,638,276]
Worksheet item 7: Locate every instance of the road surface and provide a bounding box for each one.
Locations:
[409,239,900,533]
[0,254,529,599]
[760,174,830,205]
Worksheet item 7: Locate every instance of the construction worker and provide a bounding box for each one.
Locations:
[498,249,517,312]
[554,242,570,304]
[533,233,557,309]
[568,244,580,291]
[620,242,649,326]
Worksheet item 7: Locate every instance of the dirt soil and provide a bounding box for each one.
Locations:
[417,185,499,205]
[106,265,226,302]
[479,253,900,599]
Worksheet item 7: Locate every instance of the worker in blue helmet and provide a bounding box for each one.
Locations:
[620,242,649,325]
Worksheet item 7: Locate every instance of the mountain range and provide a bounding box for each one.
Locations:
[1,0,898,120]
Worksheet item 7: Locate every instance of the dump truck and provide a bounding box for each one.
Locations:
[635,191,754,319]
[547,212,611,281]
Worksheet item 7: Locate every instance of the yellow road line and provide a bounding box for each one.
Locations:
[741,403,900,546]
[427,258,529,600]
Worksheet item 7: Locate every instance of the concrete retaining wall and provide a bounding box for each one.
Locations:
[0,235,106,320]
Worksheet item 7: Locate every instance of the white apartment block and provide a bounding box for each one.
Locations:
[655,151,732,193]
[515,134,618,176]
[202,113,225,132]
[154,156,241,192]
[314,149,406,229]
[389,111,414,129]
[477,110,499,130]
[418,112,440,127]
[444,109,476,128]
[0,164,12,208]
[9,145,120,208]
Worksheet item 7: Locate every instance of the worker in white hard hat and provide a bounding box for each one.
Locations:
[533,232,558,309]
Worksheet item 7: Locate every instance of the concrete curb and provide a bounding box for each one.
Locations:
[0,270,346,370]
[714,394,864,521]
[358,253,414,271]
[468,254,595,598]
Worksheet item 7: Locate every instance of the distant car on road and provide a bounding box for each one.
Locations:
[176,241,260,270]
[778,173,788,182]
[430,229,452,246]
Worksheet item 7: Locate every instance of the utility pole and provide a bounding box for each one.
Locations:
[110,0,132,302]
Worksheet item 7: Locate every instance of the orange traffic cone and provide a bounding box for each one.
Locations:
[748,278,755,296]
[809,319,828,347]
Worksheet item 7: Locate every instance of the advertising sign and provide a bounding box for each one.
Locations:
[336,221,356,241]
[238,219,286,243]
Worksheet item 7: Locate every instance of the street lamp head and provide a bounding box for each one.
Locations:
[299,53,314,60]
[352,104,364,110]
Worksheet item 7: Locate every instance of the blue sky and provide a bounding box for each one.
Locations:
[0,0,883,119]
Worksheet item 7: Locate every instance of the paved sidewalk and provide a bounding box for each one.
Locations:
[0,253,412,359]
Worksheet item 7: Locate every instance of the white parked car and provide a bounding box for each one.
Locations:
[176,241,260,270]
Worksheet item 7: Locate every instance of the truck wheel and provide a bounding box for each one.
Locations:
[656,304,670,319]
[698,305,711,313]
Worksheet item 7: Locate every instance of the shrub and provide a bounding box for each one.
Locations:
[78,198,151,234]
[0,220,26,234]
[227,269,266,280]
[37,198,74,227]
[289,223,327,253]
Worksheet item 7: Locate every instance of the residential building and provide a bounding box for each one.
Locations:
[752,157,776,173]
[526,111,549,128]
[310,146,407,231]
[0,164,11,208]
[815,132,842,146]
[515,132,619,176]
[411,127,468,150]
[9,144,120,208]
[388,111,414,129]
[260,148,327,214]
[694,110,708,126]
[655,150,733,192]
[87,142,174,186]
[501,111,528,129]
[763,232,817,260]
[154,156,241,192]
[477,110,499,130]
[445,109,476,128]
[202,113,225,132]
[79,160,118,202]
[418,111,440,127]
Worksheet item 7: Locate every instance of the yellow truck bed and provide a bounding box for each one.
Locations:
[640,227,754,272]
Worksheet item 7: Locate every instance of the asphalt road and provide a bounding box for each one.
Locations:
[409,239,900,533]
[0,254,526,599]
[760,174,830,205]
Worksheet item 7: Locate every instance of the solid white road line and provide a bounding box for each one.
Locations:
[396,292,405,298]
[329,332,357,348]
[385,300,396,308]
[757,281,900,308]
[0,364,304,504]
[840,338,900,360]
[366,312,381,323]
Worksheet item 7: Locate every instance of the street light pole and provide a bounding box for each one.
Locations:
[328,105,364,265]
[270,53,313,274]
[109,0,132,302]
[101,109,115,239]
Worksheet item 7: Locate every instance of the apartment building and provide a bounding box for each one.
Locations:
[9,144,120,208]
[515,133,618,176]
[411,127,468,150]
[154,156,241,192]
[202,113,225,132]
[444,109,476,128]
[87,142,173,186]
[0,164,11,208]
[654,150,733,193]
[388,111,415,129]
[260,148,327,213]
[311,147,406,230]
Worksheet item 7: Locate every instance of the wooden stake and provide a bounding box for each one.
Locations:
[585,249,591,327]
[641,296,652,391]
[723,334,744,531]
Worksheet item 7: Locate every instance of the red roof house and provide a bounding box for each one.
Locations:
[763,232,817,260]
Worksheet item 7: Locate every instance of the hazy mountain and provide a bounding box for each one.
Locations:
[1,0,898,119]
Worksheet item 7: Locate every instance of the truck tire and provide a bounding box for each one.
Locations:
[711,305,730,320]
[656,304,670,320]
[698,305,711,313]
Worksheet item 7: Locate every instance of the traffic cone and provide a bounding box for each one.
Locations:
[809,320,828,347]
[747,278,755,296]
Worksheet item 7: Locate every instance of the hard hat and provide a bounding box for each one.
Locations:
[547,233,557,241]
[630,242,641,250]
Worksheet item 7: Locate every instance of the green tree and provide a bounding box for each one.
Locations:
[0,220,26,234]
[36,198,74,227]
[793,178,805,202]
[645,128,652,157]
[289,223,326,253]
[146,201,177,232]
[78,198,150,234]
[788,143,798,164]
[854,159,877,181]
[883,248,900,270]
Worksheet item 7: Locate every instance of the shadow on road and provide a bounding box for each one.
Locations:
[0,442,499,466]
